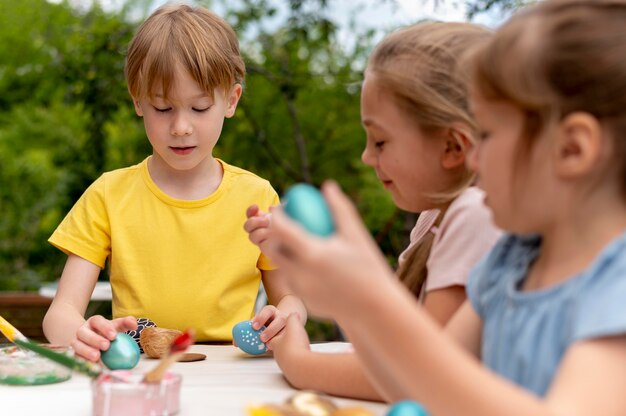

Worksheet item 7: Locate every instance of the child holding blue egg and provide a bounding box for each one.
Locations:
[263,1,626,414]
[245,22,501,400]
[42,4,306,363]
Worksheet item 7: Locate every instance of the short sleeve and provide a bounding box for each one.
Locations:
[425,188,502,292]
[572,250,626,342]
[48,175,111,268]
[466,234,514,320]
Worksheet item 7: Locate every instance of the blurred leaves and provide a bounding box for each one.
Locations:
[0,0,524,292]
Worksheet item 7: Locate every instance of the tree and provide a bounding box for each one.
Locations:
[0,0,531,291]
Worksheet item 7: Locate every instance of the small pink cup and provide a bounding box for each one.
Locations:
[92,370,182,416]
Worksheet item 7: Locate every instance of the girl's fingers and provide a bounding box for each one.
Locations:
[267,207,319,261]
[321,180,369,238]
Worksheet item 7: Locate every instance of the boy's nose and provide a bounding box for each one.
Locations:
[171,114,192,136]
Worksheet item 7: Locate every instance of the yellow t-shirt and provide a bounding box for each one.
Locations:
[49,157,279,341]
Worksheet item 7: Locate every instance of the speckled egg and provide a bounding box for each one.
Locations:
[100,333,140,370]
[386,401,429,416]
[283,183,335,237]
[232,320,267,355]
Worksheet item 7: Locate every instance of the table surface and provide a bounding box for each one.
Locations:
[39,281,113,301]
[1,343,388,415]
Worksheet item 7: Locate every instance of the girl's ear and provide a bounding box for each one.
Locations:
[225,84,243,118]
[441,127,472,169]
[133,98,144,117]
[554,112,603,178]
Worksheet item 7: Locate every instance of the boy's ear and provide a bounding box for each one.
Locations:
[554,112,603,178]
[132,98,144,117]
[441,126,472,169]
[225,84,243,118]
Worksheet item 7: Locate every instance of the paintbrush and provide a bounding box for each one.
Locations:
[143,328,194,383]
[0,315,103,378]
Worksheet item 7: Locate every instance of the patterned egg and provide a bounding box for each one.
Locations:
[232,320,267,355]
[101,333,140,370]
[386,401,429,416]
[125,317,157,353]
[283,183,335,237]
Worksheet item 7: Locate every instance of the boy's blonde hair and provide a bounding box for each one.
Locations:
[470,0,626,194]
[125,4,245,100]
[367,22,491,296]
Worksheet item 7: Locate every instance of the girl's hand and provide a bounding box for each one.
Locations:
[72,315,137,362]
[265,181,394,318]
[244,204,272,252]
[251,305,291,347]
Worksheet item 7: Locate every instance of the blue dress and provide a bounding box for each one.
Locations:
[467,232,626,396]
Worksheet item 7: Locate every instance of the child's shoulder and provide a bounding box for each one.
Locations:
[448,186,488,214]
[87,159,146,191]
[439,186,499,237]
[571,230,626,340]
[219,159,277,196]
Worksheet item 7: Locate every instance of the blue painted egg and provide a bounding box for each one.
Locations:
[101,333,140,370]
[232,320,267,355]
[387,400,429,416]
[283,183,335,237]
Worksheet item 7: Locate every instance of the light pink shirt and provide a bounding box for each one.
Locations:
[398,187,501,294]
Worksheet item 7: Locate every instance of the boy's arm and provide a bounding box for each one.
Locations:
[43,253,100,345]
[270,314,384,402]
[42,253,136,361]
[261,268,307,325]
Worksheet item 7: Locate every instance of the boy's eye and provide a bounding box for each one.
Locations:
[192,107,211,113]
[153,106,171,113]
[375,141,385,148]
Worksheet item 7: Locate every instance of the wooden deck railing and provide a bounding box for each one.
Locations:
[0,292,52,342]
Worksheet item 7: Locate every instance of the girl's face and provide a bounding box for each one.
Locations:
[133,66,241,174]
[360,74,451,213]
[467,92,549,232]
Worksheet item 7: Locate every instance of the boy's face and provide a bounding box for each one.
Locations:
[133,66,241,173]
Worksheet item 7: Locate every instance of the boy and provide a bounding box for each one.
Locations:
[43,4,305,362]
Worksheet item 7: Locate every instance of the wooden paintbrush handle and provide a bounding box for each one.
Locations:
[143,352,182,383]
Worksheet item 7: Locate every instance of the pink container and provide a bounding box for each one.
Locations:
[92,370,182,416]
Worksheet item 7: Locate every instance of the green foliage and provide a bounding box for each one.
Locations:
[0,0,526,294]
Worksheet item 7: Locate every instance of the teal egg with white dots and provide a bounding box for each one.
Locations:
[387,401,429,416]
[100,333,140,370]
[283,183,335,237]
[232,320,267,355]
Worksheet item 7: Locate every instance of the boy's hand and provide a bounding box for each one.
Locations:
[72,315,137,362]
[267,313,310,358]
[244,204,272,252]
[251,304,294,347]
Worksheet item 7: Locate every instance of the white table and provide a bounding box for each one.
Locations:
[39,281,113,301]
[0,343,387,415]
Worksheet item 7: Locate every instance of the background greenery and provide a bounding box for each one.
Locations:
[0,0,527,338]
